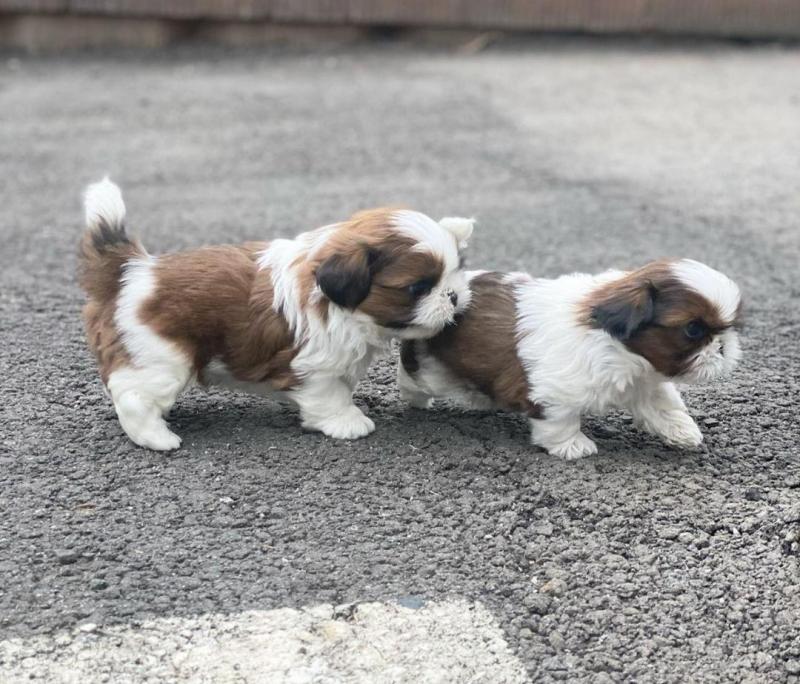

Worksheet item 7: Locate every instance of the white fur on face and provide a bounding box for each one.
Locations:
[680,326,742,383]
[404,268,471,339]
[671,259,741,323]
[381,211,472,337]
[670,259,742,382]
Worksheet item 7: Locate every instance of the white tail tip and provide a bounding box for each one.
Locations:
[84,176,126,229]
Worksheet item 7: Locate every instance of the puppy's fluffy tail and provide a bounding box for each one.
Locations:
[79,177,144,302]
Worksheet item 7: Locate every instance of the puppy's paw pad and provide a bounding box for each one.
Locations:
[547,433,598,461]
[312,408,375,440]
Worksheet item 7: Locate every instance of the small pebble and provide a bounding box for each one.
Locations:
[786,659,800,675]
[78,623,97,633]
[592,674,615,684]
[524,594,553,615]
[783,505,800,524]
[548,631,566,651]
[55,550,78,565]
[744,486,763,501]
[703,418,720,428]
[540,578,567,596]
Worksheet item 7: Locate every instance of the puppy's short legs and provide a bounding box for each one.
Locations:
[293,376,375,440]
[630,381,703,448]
[530,408,597,460]
[397,362,434,409]
[107,366,189,451]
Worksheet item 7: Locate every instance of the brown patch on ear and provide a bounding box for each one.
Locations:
[315,245,376,310]
[591,281,656,340]
[359,247,443,328]
[418,272,542,417]
[305,207,445,327]
[583,267,668,341]
[304,208,400,313]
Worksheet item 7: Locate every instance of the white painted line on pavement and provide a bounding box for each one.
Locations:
[0,599,530,683]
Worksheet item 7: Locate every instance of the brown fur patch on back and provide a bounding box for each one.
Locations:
[140,242,299,389]
[417,272,541,417]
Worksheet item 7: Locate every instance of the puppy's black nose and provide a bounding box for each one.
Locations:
[448,290,458,306]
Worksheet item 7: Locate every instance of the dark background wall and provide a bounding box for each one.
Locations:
[2,0,800,47]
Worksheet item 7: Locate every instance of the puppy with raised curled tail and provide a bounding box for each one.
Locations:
[79,178,474,450]
[398,260,743,460]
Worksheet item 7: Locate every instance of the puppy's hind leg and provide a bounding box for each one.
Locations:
[107,366,190,451]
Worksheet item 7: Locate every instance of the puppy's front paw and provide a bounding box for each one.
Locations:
[545,432,598,461]
[131,424,182,452]
[306,407,376,440]
[656,411,703,448]
[399,387,434,409]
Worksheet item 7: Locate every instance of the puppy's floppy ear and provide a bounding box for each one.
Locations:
[591,279,656,340]
[439,216,474,249]
[315,245,378,309]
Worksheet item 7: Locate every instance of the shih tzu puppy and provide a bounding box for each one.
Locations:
[79,178,473,450]
[398,260,742,460]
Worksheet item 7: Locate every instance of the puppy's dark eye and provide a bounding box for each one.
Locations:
[408,279,434,298]
[684,320,707,340]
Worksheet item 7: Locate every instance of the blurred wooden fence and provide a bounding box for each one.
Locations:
[1,0,799,39]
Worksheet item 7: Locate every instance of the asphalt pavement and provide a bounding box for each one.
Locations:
[1,37,799,683]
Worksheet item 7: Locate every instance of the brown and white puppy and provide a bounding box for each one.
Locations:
[398,261,743,460]
[79,178,473,450]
